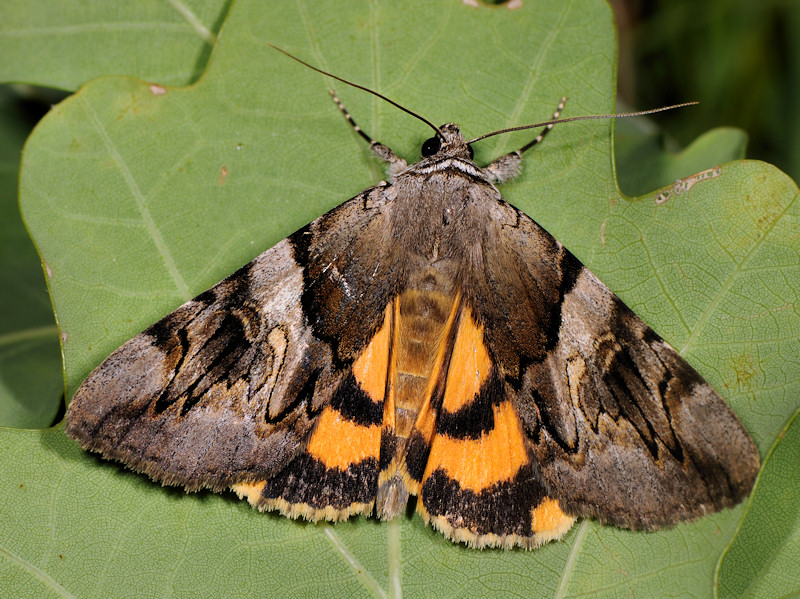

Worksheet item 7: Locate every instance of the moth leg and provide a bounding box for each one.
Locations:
[485,97,567,184]
[329,89,408,176]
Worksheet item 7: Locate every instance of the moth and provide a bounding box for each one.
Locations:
[66,49,760,549]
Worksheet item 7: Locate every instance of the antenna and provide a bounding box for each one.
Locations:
[268,44,442,139]
[269,45,696,145]
[467,103,698,144]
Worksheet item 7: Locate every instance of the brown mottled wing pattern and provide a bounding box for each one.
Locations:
[65,183,397,494]
[474,197,760,530]
[66,111,760,546]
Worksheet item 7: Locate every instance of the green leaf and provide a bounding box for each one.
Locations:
[717,407,800,599]
[6,0,800,596]
[0,0,230,90]
[0,87,61,428]
[616,121,748,197]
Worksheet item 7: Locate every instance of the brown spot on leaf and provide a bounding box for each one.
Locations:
[732,354,756,390]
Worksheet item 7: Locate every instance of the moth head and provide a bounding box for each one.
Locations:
[421,123,474,160]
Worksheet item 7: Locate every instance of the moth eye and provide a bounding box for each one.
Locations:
[467,144,474,159]
[421,136,441,157]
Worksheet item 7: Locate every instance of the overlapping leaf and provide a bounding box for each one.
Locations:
[0,0,228,90]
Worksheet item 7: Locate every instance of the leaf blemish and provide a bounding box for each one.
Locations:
[655,166,722,204]
[732,354,757,390]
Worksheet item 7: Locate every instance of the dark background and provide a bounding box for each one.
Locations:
[613,0,799,182]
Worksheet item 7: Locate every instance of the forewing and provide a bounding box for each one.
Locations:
[474,198,760,530]
[66,185,398,494]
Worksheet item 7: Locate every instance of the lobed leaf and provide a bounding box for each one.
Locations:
[3,1,798,596]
